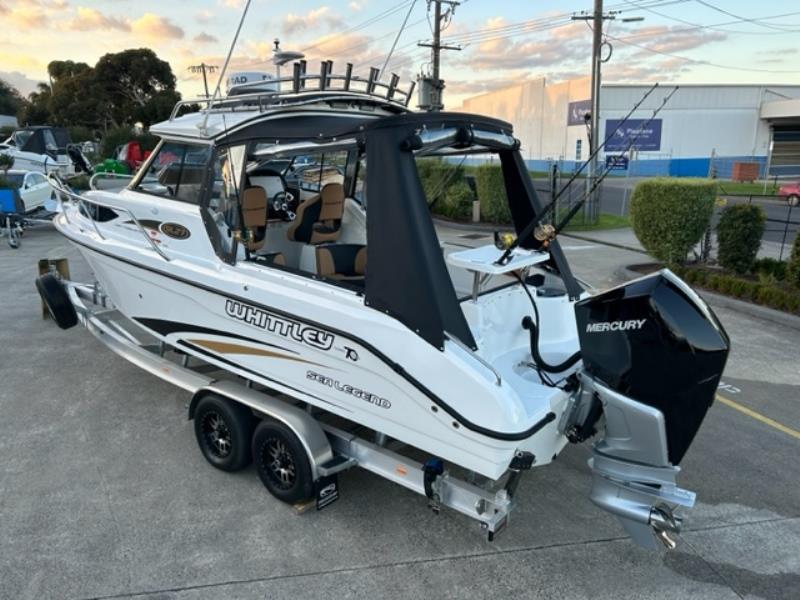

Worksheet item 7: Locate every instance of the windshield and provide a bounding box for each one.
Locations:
[13,131,32,148]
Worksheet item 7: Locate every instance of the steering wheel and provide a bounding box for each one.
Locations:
[272,191,296,221]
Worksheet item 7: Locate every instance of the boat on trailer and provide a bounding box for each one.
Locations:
[39,62,729,548]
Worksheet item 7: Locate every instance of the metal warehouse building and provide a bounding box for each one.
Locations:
[458,78,800,178]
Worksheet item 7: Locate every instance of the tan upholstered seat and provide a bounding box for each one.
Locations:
[242,187,268,251]
[287,182,345,245]
[316,244,367,281]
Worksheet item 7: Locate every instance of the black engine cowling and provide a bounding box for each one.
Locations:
[574,270,729,465]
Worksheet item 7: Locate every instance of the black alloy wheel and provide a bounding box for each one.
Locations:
[193,395,254,472]
[252,420,314,504]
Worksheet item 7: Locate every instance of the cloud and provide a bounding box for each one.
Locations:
[0,69,44,96]
[193,32,218,44]
[64,7,129,32]
[349,1,366,10]
[195,9,214,24]
[220,0,243,8]
[5,6,49,29]
[620,26,726,56]
[130,13,184,41]
[460,20,591,71]
[283,6,344,35]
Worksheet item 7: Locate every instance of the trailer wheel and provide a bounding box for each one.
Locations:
[35,274,78,329]
[252,420,314,504]
[788,195,799,207]
[194,395,254,472]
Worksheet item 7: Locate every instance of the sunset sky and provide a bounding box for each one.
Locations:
[1,0,799,108]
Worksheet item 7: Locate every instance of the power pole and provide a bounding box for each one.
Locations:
[187,63,219,98]
[572,3,643,222]
[418,0,461,111]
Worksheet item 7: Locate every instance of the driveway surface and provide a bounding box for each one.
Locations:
[1,225,798,599]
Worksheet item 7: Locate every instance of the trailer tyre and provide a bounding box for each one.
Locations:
[252,420,314,504]
[35,274,78,329]
[788,194,799,207]
[194,395,254,472]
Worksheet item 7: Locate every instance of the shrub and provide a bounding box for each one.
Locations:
[438,181,475,220]
[0,153,14,175]
[67,126,95,144]
[716,204,765,274]
[630,178,716,266]
[788,235,800,289]
[753,257,786,282]
[475,163,510,224]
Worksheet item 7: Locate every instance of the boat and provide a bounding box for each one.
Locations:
[38,62,729,549]
[0,126,92,176]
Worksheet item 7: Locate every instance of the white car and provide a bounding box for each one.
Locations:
[3,170,54,213]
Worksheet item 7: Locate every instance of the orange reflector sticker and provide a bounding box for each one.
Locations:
[396,465,408,476]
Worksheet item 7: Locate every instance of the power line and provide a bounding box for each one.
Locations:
[693,0,797,32]
[382,0,421,74]
[623,1,800,34]
[299,1,415,53]
[605,31,800,73]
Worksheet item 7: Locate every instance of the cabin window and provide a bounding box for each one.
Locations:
[134,142,212,204]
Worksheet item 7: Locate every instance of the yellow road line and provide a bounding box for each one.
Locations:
[715,394,800,441]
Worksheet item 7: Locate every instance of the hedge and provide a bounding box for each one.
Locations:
[676,266,800,314]
[475,163,510,224]
[788,234,800,289]
[716,204,765,274]
[630,178,716,266]
[416,158,474,220]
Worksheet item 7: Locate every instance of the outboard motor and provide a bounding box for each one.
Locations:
[572,269,729,549]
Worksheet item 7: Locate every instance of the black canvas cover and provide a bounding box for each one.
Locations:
[500,151,584,300]
[364,125,477,351]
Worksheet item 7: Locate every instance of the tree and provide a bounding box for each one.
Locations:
[94,49,179,127]
[0,154,14,176]
[18,83,53,125]
[0,78,22,116]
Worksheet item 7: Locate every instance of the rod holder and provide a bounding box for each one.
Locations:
[387,73,400,99]
[319,61,329,90]
[292,62,301,93]
[405,80,416,107]
[299,60,307,89]
[367,67,380,93]
[344,63,353,91]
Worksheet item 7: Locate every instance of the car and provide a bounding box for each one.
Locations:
[1,169,53,213]
[778,181,800,207]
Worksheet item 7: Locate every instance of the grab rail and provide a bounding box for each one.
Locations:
[169,67,415,121]
[444,332,502,387]
[47,174,171,262]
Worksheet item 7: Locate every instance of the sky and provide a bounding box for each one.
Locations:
[1,0,799,108]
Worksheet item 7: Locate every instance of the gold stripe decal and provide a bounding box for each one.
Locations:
[188,339,318,366]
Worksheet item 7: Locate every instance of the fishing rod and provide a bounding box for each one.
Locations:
[552,86,680,238]
[495,81,660,265]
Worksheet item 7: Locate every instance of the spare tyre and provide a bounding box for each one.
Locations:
[35,273,78,329]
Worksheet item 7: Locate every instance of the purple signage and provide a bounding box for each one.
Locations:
[604,119,663,152]
[567,99,591,126]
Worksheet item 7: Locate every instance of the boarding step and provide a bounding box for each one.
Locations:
[317,454,357,477]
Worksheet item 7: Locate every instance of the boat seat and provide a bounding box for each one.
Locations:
[287,182,345,245]
[316,244,366,282]
[250,252,286,267]
[242,187,268,252]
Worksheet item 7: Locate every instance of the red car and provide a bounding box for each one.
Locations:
[778,182,800,206]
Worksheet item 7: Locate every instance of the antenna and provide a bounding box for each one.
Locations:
[199,0,253,132]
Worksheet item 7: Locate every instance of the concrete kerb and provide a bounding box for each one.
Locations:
[617,265,800,332]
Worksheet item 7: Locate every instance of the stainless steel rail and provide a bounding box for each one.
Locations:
[48,174,171,262]
[89,171,136,190]
[169,69,415,121]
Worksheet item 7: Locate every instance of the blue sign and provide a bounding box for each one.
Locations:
[567,99,591,126]
[605,155,629,171]
[604,119,662,151]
